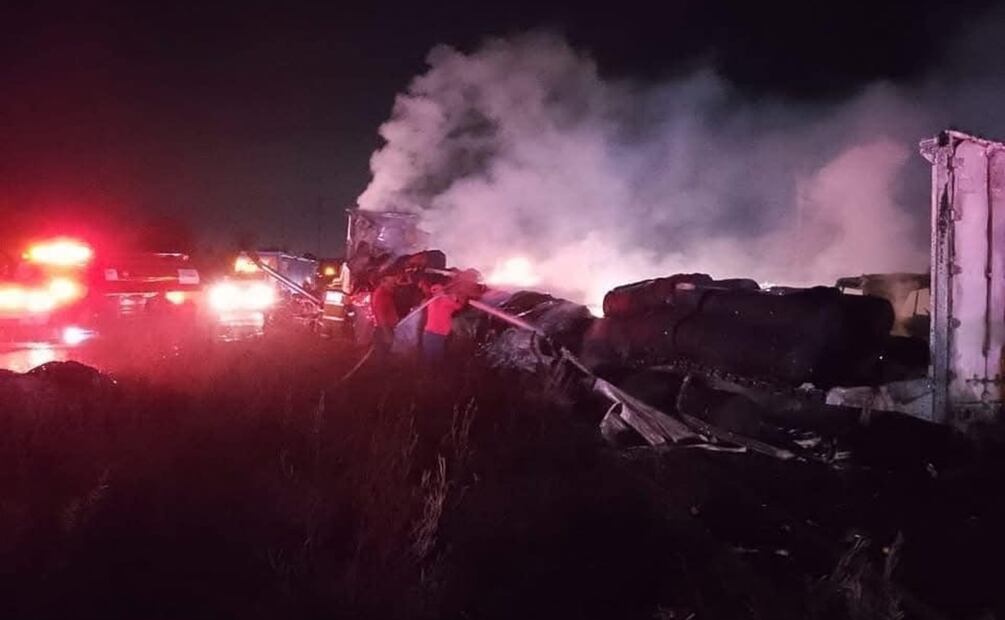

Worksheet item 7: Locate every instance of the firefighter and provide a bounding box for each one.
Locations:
[422,283,464,363]
[371,273,400,360]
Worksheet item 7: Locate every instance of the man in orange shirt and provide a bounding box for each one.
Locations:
[422,284,464,362]
[371,274,400,360]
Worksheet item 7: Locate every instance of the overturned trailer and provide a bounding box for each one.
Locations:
[572,130,1004,435]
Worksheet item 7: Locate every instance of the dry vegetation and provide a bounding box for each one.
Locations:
[1,333,1003,619]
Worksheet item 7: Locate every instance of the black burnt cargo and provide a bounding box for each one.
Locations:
[587,280,896,388]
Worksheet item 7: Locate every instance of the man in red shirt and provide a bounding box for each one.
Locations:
[422,284,464,362]
[371,274,400,360]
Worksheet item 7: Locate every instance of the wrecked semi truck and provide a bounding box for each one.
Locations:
[317,130,1000,441]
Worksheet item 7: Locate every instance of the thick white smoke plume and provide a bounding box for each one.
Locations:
[358,30,997,307]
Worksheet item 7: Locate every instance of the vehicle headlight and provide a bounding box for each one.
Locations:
[209,282,241,312]
[245,282,276,310]
[209,281,276,313]
[62,326,95,346]
[165,291,187,305]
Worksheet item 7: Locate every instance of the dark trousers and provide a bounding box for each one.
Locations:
[421,331,447,362]
[373,326,394,361]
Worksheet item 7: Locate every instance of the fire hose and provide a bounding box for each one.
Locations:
[247,255,788,454]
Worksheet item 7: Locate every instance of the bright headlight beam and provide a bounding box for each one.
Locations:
[209,281,275,313]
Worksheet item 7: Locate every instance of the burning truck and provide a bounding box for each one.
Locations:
[255,130,1001,445]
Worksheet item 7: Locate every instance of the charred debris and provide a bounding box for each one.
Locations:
[459,271,936,462]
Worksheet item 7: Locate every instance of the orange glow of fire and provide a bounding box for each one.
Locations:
[233,255,260,273]
[487,256,541,288]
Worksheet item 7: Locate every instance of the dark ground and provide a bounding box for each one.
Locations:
[1,332,1003,620]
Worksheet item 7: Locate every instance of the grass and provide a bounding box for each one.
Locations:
[1,332,1004,619]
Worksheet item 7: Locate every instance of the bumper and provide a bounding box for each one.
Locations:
[215,310,266,328]
[212,311,266,341]
[323,303,348,322]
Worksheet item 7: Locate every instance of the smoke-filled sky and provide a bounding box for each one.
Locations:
[2,0,1003,282]
[358,10,1005,304]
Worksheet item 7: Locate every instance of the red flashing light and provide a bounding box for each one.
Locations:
[25,238,94,267]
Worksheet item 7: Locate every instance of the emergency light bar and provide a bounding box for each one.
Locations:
[24,239,94,267]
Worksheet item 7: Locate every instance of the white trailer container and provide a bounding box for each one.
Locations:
[921,130,1005,425]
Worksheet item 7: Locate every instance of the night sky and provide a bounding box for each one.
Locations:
[0,0,996,255]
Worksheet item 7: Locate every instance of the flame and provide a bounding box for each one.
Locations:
[234,255,260,273]
[487,256,541,288]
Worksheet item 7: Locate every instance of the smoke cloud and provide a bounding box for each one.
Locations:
[358,26,1003,307]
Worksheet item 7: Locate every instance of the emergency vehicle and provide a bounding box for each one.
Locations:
[0,237,98,349]
[1,236,209,369]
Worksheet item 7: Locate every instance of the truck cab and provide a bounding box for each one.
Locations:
[322,209,428,342]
